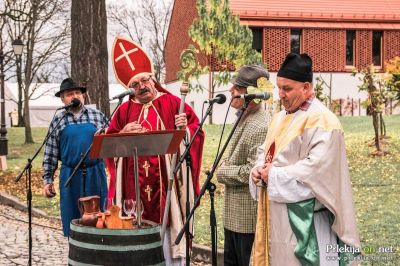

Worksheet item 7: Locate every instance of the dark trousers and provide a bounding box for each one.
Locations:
[224,228,255,266]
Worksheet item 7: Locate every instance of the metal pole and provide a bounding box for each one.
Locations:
[27,159,32,266]
[175,100,252,266]
[134,147,142,227]
[161,49,197,243]
[0,50,8,156]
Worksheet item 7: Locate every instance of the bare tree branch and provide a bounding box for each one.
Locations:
[4,0,71,142]
[107,4,144,46]
[107,0,172,82]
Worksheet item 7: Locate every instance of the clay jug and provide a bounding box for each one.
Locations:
[96,213,105,229]
[104,205,123,229]
[121,217,134,229]
[78,195,100,227]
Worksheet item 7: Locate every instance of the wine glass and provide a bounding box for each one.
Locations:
[132,201,144,219]
[123,199,135,217]
[103,198,115,213]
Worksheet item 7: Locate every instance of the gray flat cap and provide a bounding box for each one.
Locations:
[230,65,270,88]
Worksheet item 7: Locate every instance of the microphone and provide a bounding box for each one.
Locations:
[110,88,134,100]
[235,92,272,101]
[56,98,81,110]
[205,93,227,104]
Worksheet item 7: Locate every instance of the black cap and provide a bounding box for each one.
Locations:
[230,65,270,88]
[55,78,87,97]
[277,53,313,83]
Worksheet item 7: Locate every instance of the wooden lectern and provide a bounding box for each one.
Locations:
[89,129,185,226]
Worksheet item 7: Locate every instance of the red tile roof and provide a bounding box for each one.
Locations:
[230,0,400,22]
[240,20,400,30]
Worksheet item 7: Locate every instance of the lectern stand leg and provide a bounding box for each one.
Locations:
[133,147,142,227]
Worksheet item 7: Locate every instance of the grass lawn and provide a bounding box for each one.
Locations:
[340,115,400,265]
[0,115,399,264]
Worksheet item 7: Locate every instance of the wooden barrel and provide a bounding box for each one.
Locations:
[68,219,165,266]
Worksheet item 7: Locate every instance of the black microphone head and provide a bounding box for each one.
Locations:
[215,93,226,104]
[71,98,81,107]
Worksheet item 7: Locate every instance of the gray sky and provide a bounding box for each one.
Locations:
[105,0,173,84]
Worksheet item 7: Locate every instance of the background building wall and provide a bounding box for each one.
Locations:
[355,30,373,69]
[384,31,400,62]
[263,28,290,72]
[165,0,207,83]
[165,72,383,124]
[303,29,346,72]
[165,1,400,83]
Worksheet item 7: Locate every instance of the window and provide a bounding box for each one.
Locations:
[372,31,383,66]
[250,28,263,53]
[290,29,302,53]
[346,30,355,66]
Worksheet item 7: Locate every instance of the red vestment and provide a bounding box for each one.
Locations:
[106,90,204,225]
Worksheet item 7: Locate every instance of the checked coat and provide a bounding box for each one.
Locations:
[217,104,268,233]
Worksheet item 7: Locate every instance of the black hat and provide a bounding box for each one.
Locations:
[277,53,313,83]
[230,65,270,88]
[55,78,87,97]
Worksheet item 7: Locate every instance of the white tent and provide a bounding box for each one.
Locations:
[4,82,127,127]
[3,83,18,127]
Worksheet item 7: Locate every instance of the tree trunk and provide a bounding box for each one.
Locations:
[372,112,380,152]
[208,53,214,124]
[379,112,386,137]
[23,87,33,143]
[71,0,109,116]
[22,0,38,144]
[16,60,24,127]
[208,70,214,124]
[23,48,34,144]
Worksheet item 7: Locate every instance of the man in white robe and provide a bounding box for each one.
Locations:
[249,53,361,266]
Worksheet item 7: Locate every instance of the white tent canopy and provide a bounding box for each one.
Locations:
[4,82,127,127]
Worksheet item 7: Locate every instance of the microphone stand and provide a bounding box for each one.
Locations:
[183,137,192,266]
[64,97,124,188]
[160,101,213,265]
[175,99,252,266]
[15,110,68,266]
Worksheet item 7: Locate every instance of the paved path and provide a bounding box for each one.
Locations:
[0,204,209,265]
[0,204,68,265]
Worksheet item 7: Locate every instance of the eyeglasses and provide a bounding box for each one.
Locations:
[129,76,152,90]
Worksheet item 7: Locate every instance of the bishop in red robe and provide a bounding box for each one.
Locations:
[107,80,204,223]
[108,37,204,263]
[106,79,204,261]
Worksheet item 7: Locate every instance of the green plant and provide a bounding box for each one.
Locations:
[178,0,263,123]
[351,65,395,155]
[385,56,400,104]
[314,75,331,106]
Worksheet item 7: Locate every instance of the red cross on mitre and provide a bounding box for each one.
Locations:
[112,36,154,88]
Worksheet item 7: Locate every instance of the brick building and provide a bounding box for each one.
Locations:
[165,0,400,122]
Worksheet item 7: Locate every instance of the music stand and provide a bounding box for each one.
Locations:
[90,129,185,227]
